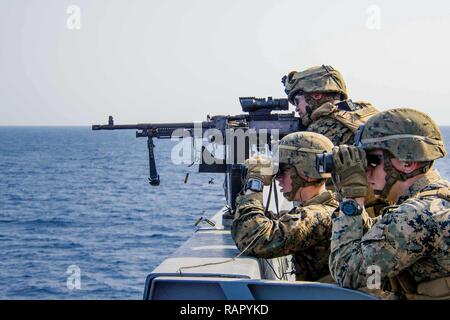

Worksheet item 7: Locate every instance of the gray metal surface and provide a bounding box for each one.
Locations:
[147,277,377,300]
[144,199,377,300]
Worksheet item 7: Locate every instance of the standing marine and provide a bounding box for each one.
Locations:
[282,65,379,146]
[329,108,450,299]
[231,131,339,281]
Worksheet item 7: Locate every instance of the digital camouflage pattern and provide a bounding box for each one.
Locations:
[283,65,348,105]
[231,190,339,281]
[308,101,379,146]
[279,131,334,179]
[358,108,447,162]
[329,170,450,297]
[307,115,355,146]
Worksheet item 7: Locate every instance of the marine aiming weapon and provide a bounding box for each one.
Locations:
[92,97,303,212]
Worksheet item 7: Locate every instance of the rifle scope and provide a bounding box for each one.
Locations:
[239,97,289,113]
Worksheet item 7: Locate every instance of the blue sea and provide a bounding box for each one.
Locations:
[0,127,225,299]
[1,127,449,300]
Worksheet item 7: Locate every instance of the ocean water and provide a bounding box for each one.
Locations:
[0,127,225,299]
[0,126,449,299]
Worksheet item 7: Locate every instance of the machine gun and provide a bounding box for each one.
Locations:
[92,97,303,212]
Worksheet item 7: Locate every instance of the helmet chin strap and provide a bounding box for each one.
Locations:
[379,150,433,203]
[283,167,323,202]
[300,95,319,127]
[301,111,313,127]
[304,95,320,110]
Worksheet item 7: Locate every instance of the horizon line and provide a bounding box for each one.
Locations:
[1,124,450,128]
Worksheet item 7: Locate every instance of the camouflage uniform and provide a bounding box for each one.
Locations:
[307,116,354,146]
[330,108,450,299]
[232,190,338,281]
[306,100,377,146]
[330,169,450,297]
[231,131,339,281]
[282,65,379,146]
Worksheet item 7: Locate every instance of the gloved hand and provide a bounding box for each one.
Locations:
[332,145,369,198]
[245,156,275,186]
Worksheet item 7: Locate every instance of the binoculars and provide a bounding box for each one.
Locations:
[316,153,334,174]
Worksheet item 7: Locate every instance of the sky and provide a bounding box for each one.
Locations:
[0,0,450,125]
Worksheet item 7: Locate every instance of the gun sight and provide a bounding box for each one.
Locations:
[239,97,289,113]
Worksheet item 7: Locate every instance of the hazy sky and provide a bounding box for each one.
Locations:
[1,0,450,125]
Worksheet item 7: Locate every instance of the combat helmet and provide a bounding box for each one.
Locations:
[354,108,447,200]
[278,131,334,201]
[356,108,446,162]
[282,65,348,106]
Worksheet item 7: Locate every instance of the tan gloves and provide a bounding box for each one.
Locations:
[245,156,275,186]
[332,145,369,198]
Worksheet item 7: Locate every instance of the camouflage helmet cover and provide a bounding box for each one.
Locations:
[283,65,348,105]
[279,131,334,179]
[357,108,446,162]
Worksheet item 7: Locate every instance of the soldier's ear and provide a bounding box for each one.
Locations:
[311,93,323,100]
[399,161,421,173]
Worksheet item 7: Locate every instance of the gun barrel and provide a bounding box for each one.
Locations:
[92,122,199,130]
[92,119,217,140]
[92,121,217,131]
[92,124,146,130]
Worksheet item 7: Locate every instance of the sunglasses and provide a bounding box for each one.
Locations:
[293,92,305,106]
[366,154,383,168]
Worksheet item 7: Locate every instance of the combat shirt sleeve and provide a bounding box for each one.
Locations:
[329,198,441,289]
[231,192,332,259]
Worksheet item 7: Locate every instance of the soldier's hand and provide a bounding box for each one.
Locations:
[245,156,275,186]
[332,145,369,198]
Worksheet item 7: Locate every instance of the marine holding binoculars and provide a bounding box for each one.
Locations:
[329,108,450,300]
[231,131,339,282]
[231,107,450,299]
